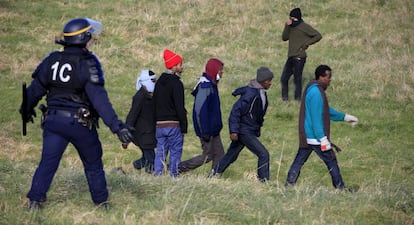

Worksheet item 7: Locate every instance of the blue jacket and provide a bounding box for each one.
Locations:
[304,83,345,143]
[229,80,268,137]
[192,74,222,137]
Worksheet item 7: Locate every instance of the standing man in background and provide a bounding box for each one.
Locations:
[280,7,322,102]
[179,58,225,174]
[153,49,187,177]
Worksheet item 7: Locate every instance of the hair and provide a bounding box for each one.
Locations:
[315,65,332,80]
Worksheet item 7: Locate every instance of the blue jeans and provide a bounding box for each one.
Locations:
[27,113,108,204]
[214,134,269,181]
[154,126,183,177]
[280,57,306,101]
[285,145,345,189]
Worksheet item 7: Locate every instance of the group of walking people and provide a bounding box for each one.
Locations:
[20,7,359,210]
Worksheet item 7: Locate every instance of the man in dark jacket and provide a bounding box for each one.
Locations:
[123,70,157,173]
[280,8,322,101]
[211,67,274,182]
[153,49,187,177]
[179,58,225,174]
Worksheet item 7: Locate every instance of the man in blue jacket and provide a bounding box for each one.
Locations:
[285,64,359,189]
[211,67,274,182]
[179,58,225,174]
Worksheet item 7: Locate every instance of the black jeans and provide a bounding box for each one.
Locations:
[214,134,270,181]
[280,57,306,101]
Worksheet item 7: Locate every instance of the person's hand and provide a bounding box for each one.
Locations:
[20,107,36,123]
[116,125,134,143]
[344,114,359,127]
[121,143,128,149]
[320,136,332,151]
[230,133,238,141]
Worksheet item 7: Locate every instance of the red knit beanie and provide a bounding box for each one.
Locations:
[163,49,183,69]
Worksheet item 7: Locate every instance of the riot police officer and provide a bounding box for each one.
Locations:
[20,18,134,209]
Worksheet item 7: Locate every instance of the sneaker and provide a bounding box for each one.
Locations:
[28,200,42,210]
[133,160,144,170]
[208,169,221,178]
[145,164,154,174]
[95,202,109,210]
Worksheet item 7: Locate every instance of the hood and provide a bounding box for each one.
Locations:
[232,79,263,96]
[205,58,224,84]
[136,70,157,92]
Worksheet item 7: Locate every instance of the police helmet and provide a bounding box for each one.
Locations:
[62,18,93,45]
[58,18,102,46]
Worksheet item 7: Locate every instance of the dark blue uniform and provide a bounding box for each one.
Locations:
[25,47,125,205]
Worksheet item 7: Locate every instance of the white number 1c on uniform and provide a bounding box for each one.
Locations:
[51,61,72,82]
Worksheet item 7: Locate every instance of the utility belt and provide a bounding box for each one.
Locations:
[40,104,99,130]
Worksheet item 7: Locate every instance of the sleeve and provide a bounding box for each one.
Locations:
[302,23,322,48]
[85,82,124,133]
[24,76,47,112]
[83,56,124,133]
[125,91,143,127]
[173,80,188,133]
[193,86,212,137]
[228,93,251,134]
[306,88,325,140]
[23,56,51,111]
[282,24,290,41]
[329,107,346,121]
[85,54,105,85]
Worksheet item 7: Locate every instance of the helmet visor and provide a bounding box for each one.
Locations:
[86,18,103,35]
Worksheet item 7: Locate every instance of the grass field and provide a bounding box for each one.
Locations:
[0,0,413,224]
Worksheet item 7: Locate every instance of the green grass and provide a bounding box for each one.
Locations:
[0,0,413,224]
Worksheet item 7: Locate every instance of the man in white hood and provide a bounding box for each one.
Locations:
[123,70,157,173]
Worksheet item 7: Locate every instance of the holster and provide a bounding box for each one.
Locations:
[39,104,48,129]
[76,107,99,130]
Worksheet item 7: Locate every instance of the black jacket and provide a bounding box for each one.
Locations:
[125,88,156,149]
[153,71,188,133]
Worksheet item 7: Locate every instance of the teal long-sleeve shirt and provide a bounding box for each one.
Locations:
[304,83,345,144]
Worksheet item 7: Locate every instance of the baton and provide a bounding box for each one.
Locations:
[22,82,27,136]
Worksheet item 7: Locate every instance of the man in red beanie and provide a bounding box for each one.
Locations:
[179,58,225,175]
[153,49,187,177]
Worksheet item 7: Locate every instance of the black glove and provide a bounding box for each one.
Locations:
[20,107,36,123]
[116,125,134,143]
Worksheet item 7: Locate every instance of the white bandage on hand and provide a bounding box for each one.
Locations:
[320,136,332,151]
[344,114,359,127]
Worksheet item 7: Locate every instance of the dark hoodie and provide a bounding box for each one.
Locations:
[153,70,188,133]
[229,80,268,137]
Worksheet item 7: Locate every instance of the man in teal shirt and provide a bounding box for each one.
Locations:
[285,65,359,189]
